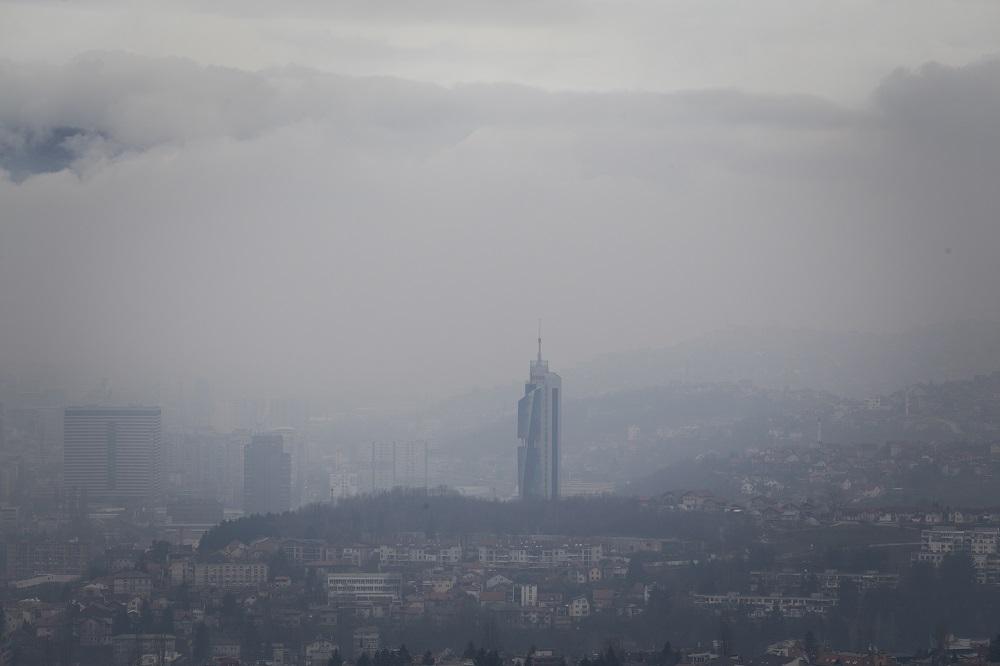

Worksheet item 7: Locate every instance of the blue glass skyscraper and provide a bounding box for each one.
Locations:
[517,331,561,499]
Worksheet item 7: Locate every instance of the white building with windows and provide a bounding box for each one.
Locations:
[327,573,401,601]
[516,583,538,607]
[192,562,269,588]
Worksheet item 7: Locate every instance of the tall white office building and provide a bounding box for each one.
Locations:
[63,406,162,502]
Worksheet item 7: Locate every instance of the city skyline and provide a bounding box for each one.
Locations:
[1,2,999,663]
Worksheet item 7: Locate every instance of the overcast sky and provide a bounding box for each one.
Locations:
[1,1,999,408]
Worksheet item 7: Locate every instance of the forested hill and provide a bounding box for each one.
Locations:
[197,491,756,554]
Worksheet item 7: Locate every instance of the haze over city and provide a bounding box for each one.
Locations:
[2,1,1000,409]
[3,3,1000,666]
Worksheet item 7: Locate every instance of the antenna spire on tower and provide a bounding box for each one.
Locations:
[537,319,543,362]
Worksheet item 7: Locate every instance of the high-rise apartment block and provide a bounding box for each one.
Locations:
[369,440,428,492]
[63,407,162,502]
[243,433,291,515]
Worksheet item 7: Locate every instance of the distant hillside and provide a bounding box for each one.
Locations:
[416,320,1000,448]
[567,320,1000,399]
[631,370,1000,499]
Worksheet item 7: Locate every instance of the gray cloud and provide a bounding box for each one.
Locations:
[178,0,583,25]
[0,53,998,408]
[875,57,1000,132]
[5,2,1000,100]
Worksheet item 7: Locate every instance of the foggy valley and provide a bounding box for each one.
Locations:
[2,2,1000,665]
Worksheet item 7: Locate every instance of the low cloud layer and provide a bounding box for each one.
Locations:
[5,1,1000,99]
[1,53,999,407]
